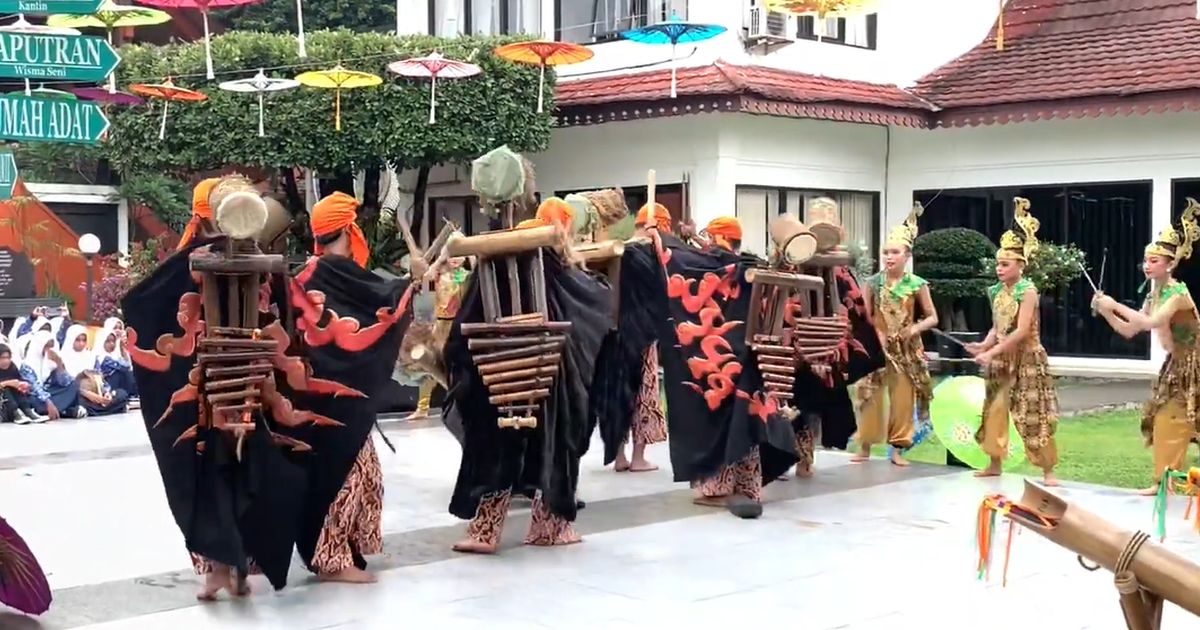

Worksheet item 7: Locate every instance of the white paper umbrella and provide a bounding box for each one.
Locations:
[218,69,300,137]
[0,16,81,95]
[387,52,481,125]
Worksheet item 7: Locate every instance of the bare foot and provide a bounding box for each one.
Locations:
[776,473,789,481]
[408,409,429,420]
[850,450,870,463]
[890,452,911,467]
[1137,485,1159,496]
[795,464,814,478]
[1042,472,1061,487]
[974,467,1002,478]
[318,567,378,583]
[233,574,251,597]
[693,494,727,508]
[629,459,658,472]
[613,451,631,472]
[196,570,233,602]
[452,539,499,554]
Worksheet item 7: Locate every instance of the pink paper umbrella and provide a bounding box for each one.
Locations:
[70,87,145,106]
[387,52,481,125]
[133,0,264,80]
[0,516,52,616]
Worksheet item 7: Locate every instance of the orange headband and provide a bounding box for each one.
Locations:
[705,216,742,251]
[636,202,672,232]
[311,191,369,268]
[177,177,221,251]
[517,197,575,231]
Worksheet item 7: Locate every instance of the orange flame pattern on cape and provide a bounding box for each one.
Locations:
[290,256,415,353]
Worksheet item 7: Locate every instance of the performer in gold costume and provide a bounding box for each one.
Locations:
[854,203,937,466]
[966,198,1059,486]
[1093,199,1200,494]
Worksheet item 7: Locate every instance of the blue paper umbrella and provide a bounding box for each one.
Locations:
[621,14,727,99]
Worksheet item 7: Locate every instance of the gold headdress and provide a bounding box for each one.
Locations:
[997,197,1039,262]
[1145,198,1200,261]
[885,202,923,249]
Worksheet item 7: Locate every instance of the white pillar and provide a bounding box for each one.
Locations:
[116,197,129,258]
[1149,176,1172,367]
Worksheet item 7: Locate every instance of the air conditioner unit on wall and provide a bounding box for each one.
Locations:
[744,2,795,48]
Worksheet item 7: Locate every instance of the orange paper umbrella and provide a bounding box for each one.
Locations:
[130,78,207,140]
[494,41,593,114]
[762,0,878,17]
[295,64,382,131]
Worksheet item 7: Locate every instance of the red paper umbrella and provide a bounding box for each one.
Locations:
[130,78,207,139]
[387,52,481,125]
[133,0,264,80]
[0,516,52,616]
[71,87,145,106]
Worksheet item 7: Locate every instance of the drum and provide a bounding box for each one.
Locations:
[769,214,817,265]
[806,196,845,252]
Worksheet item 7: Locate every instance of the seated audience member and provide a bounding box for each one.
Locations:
[18,331,83,420]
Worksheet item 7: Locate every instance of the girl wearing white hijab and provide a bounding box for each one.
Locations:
[92,319,138,398]
[61,324,130,417]
[17,330,83,420]
[59,324,95,377]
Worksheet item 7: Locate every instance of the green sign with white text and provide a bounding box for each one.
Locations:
[0,95,109,144]
[0,32,120,83]
[0,151,16,201]
[0,0,104,14]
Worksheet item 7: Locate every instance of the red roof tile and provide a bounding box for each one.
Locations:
[556,61,931,111]
[914,0,1200,109]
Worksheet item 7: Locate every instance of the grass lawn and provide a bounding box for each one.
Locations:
[854,409,1198,490]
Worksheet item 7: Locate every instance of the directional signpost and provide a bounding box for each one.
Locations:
[0,32,120,83]
[0,94,109,144]
[0,0,105,14]
[0,151,17,201]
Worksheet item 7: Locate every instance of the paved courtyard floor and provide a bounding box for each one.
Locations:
[1,410,1197,629]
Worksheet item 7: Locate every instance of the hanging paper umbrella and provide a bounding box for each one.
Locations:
[48,0,171,91]
[494,41,593,114]
[762,0,879,17]
[70,87,145,106]
[620,14,727,99]
[387,52,481,125]
[218,69,300,137]
[133,0,264,81]
[29,85,77,100]
[0,516,52,616]
[295,64,381,132]
[0,17,81,96]
[130,78,207,140]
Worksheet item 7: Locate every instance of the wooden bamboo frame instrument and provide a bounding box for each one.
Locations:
[1001,481,1200,628]
[744,267,826,405]
[448,225,570,429]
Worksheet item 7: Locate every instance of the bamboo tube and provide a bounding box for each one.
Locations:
[200,338,277,350]
[206,364,273,378]
[488,388,550,405]
[758,355,794,366]
[759,364,796,375]
[207,388,261,403]
[769,214,818,265]
[423,222,458,264]
[806,196,845,252]
[495,313,545,324]
[576,239,625,263]
[1007,481,1200,617]
[209,326,259,337]
[481,365,558,385]
[754,334,784,344]
[498,404,539,414]
[804,249,852,268]
[1116,572,1158,630]
[206,375,268,390]
[490,377,554,394]
[751,344,795,356]
[212,406,260,416]
[745,268,824,289]
[461,321,572,335]
[468,334,566,350]
[475,354,560,374]
[474,342,563,364]
[498,415,538,429]
[198,351,274,364]
[447,225,560,257]
[745,279,765,341]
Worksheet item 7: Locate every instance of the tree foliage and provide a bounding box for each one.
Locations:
[108,30,554,175]
[913,227,997,300]
[219,0,396,35]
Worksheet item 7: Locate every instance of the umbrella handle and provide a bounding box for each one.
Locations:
[296,0,307,58]
[202,9,214,80]
[670,42,677,99]
[429,74,437,125]
[334,88,341,131]
[537,63,545,114]
[258,91,265,137]
[159,100,169,140]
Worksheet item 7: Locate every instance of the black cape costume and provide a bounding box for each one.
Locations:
[791,266,884,449]
[122,238,304,590]
[446,250,610,522]
[588,241,669,464]
[655,235,799,484]
[283,254,411,573]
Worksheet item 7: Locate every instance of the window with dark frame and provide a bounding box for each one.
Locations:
[555,0,686,45]
[427,0,539,36]
[915,182,1153,360]
[733,185,880,261]
[795,12,877,50]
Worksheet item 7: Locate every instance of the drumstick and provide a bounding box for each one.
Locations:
[1098,247,1108,291]
[930,328,968,348]
[1078,261,1099,293]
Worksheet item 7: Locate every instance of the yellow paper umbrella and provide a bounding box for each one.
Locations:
[494,41,593,113]
[763,0,878,18]
[294,64,381,131]
[48,1,171,92]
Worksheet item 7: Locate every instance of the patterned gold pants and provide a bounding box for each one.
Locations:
[311,439,384,573]
[978,377,1059,470]
[856,366,916,449]
[462,490,580,548]
[695,447,763,501]
[631,346,667,447]
[1150,399,1195,482]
